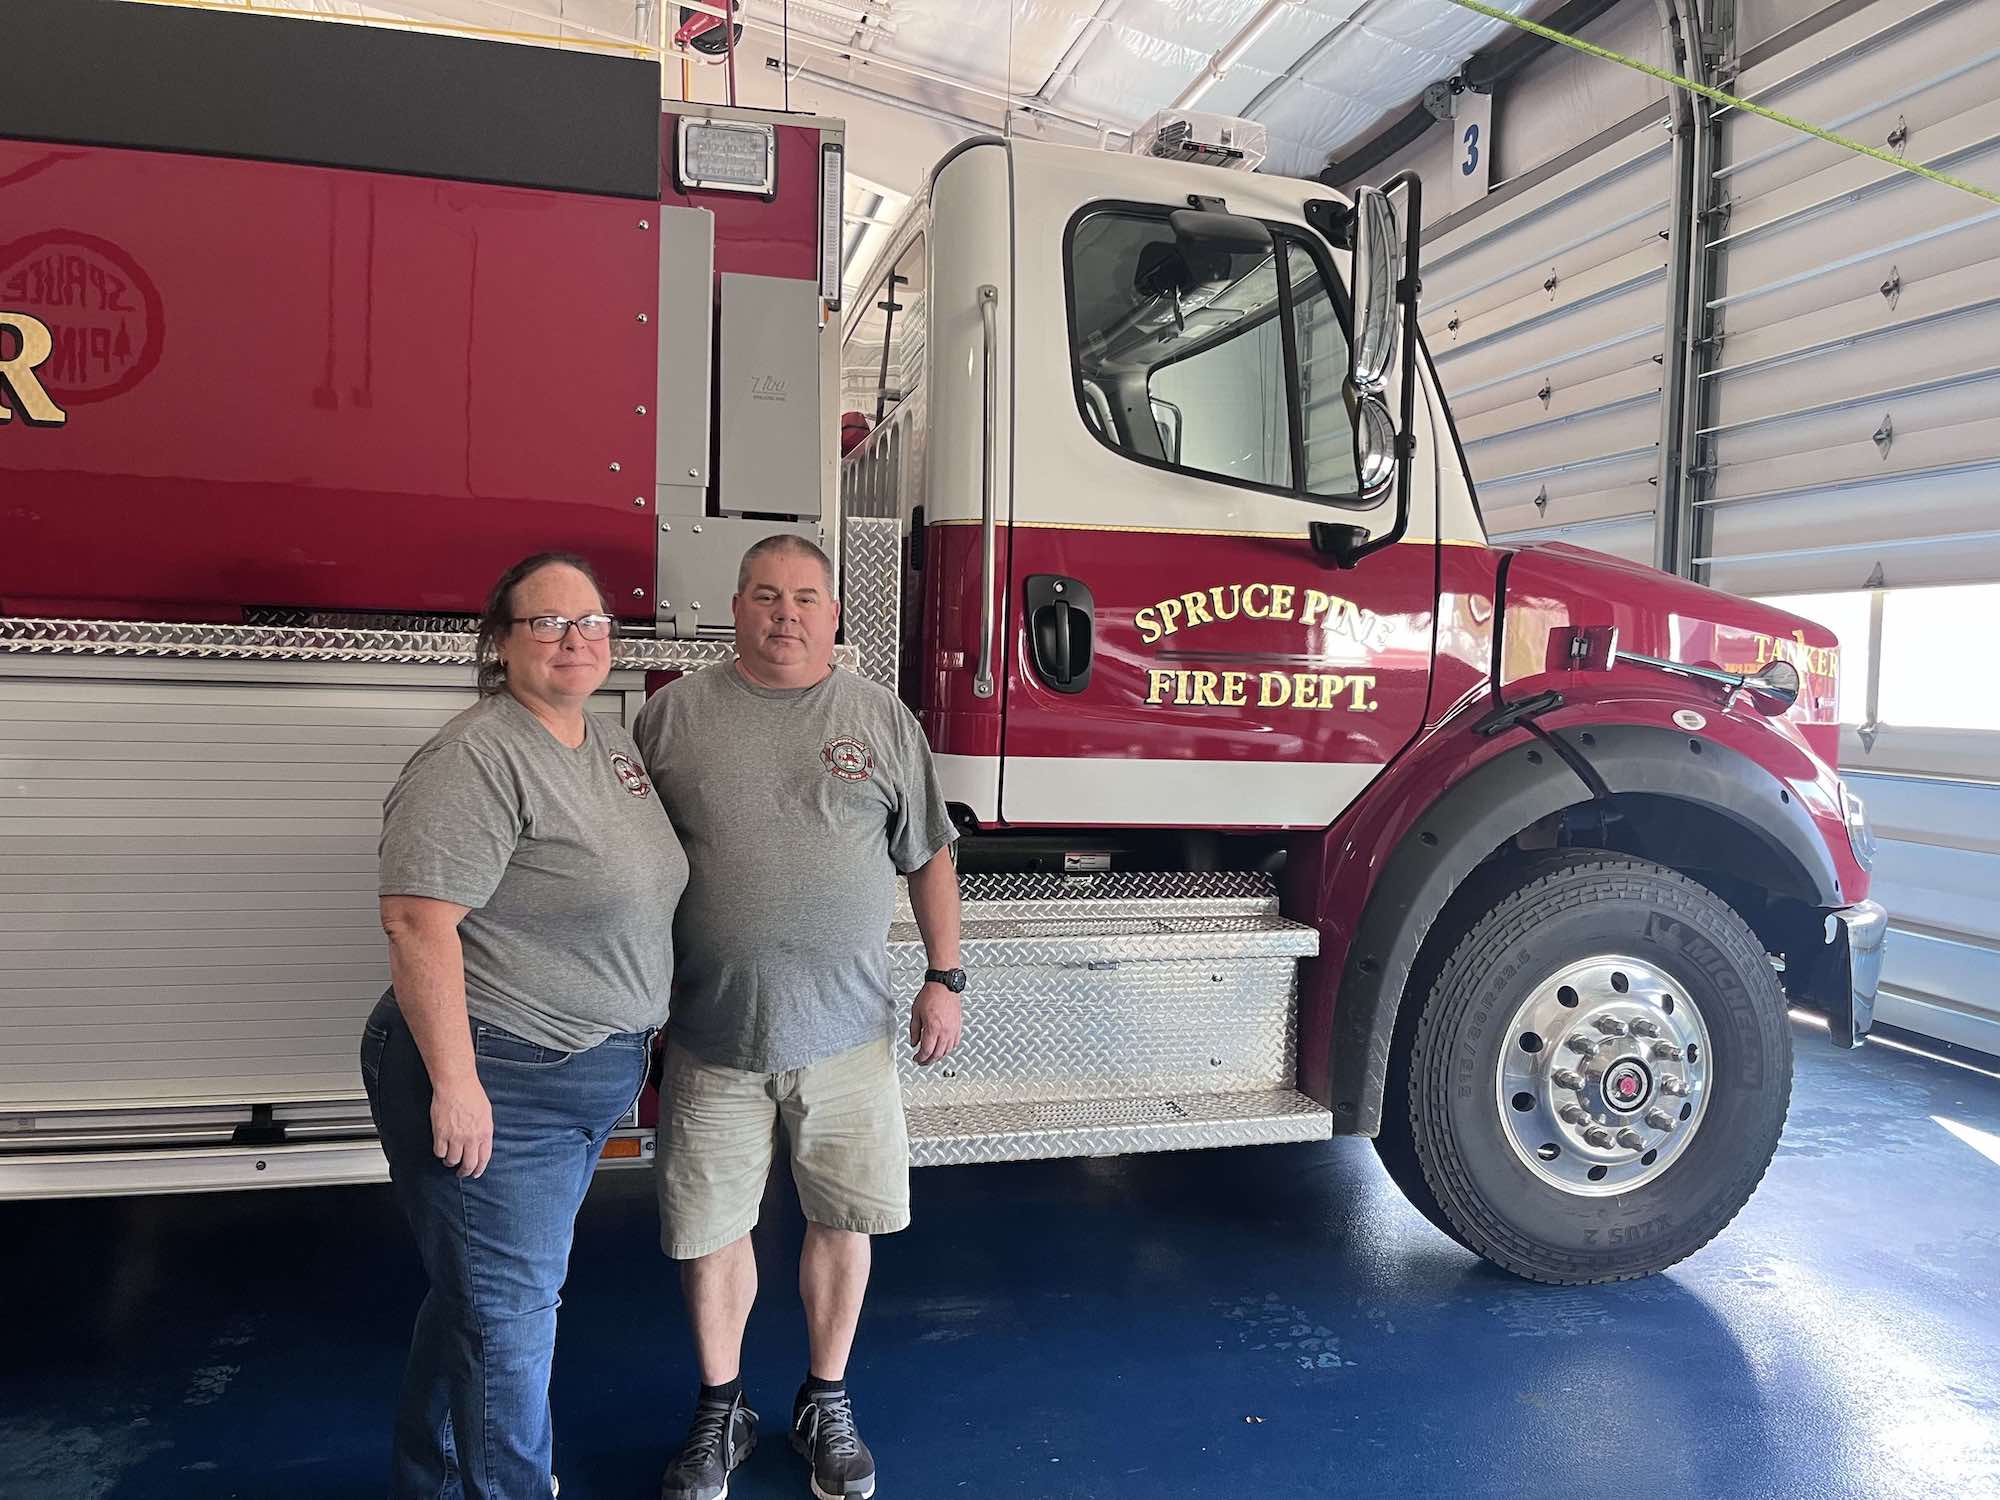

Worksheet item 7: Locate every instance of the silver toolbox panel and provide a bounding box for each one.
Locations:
[718,272,822,520]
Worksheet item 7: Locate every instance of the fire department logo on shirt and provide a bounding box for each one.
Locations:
[609,752,652,798]
[822,736,874,782]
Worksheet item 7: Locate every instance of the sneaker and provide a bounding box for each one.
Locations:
[790,1383,876,1500]
[660,1394,758,1500]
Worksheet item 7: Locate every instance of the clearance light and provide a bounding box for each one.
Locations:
[600,1136,645,1160]
[677,117,775,195]
[819,140,846,311]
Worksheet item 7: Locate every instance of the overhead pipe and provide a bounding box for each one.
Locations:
[1667,0,1720,581]
[1649,0,1698,575]
[676,0,1129,138]
[1172,0,1296,110]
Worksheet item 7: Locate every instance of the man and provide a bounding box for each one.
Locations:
[632,534,964,1500]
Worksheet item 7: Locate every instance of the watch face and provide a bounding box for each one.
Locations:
[931,968,966,993]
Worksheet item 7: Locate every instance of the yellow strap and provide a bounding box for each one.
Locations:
[1442,0,2000,209]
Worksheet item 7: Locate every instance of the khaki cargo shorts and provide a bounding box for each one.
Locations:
[655,1035,911,1260]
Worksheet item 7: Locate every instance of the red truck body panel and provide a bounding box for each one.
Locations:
[0,138,661,621]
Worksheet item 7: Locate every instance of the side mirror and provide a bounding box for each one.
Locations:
[1322,173,1422,569]
[1742,658,1802,715]
[1349,188,1400,393]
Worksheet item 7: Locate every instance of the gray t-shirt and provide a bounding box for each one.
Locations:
[378,694,688,1051]
[631,663,957,1073]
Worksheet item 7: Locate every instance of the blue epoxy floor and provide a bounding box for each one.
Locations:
[8,1021,2000,1500]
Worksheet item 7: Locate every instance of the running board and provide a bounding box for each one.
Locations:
[906,1088,1331,1166]
[889,872,1331,1165]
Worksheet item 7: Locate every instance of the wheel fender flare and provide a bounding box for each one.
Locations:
[1329,720,1843,1136]
[1551,722,1842,907]
[1329,736,1590,1136]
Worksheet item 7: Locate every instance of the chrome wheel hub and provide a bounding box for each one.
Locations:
[1494,955,1712,1196]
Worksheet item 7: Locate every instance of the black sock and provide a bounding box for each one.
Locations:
[700,1378,742,1407]
[804,1374,845,1397]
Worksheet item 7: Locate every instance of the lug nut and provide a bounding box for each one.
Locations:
[1553,1068,1585,1091]
[1659,1075,1689,1097]
[1653,1042,1683,1061]
[1584,1126,1615,1148]
[1617,1129,1647,1151]
[1559,1103,1589,1125]
[1566,1036,1598,1057]
[1594,1016,1629,1036]
[1646,1109,1676,1131]
[1629,1018,1661,1038]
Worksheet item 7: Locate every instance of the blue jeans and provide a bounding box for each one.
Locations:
[361,994,652,1500]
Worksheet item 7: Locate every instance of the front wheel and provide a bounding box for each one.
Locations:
[1377,852,1793,1284]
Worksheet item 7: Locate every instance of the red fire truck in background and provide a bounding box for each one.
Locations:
[0,0,1882,1284]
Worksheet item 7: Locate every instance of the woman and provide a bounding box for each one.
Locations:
[361,551,687,1498]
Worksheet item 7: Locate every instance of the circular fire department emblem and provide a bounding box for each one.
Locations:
[822,736,873,782]
[0,231,165,405]
[609,751,652,798]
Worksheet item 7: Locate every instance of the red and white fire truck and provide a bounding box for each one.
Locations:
[0,0,1883,1284]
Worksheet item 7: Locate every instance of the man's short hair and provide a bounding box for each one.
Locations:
[736,533,836,595]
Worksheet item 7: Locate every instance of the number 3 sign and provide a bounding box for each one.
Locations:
[1451,92,1493,211]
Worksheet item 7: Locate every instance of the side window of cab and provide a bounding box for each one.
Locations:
[1066,206,1358,502]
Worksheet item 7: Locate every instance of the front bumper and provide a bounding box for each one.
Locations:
[1803,899,1888,1049]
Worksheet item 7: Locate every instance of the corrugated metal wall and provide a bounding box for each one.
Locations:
[1421,111,1675,563]
[1693,0,2000,596]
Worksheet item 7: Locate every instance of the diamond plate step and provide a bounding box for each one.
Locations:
[906,1088,1333,1166]
[889,912,1316,967]
[894,870,1281,924]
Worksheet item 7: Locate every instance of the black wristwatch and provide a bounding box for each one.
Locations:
[924,966,968,994]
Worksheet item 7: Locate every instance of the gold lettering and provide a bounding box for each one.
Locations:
[1146,668,1176,705]
[1258,671,1292,708]
[1209,584,1243,622]
[1157,598,1185,637]
[1348,674,1378,712]
[1269,584,1297,621]
[1300,589,1331,627]
[1220,672,1248,707]
[1180,591,1215,629]
[1188,671,1220,706]
[0,313,67,427]
[1243,583,1273,619]
[1135,606,1164,646]
[1293,672,1324,710]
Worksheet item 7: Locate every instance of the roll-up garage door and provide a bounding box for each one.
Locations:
[1422,110,1674,565]
[1694,0,2000,1059]
[1695,0,2000,596]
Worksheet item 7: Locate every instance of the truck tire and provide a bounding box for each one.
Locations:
[1378,851,1793,1284]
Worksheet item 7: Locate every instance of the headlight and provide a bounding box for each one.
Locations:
[1841,782,1876,872]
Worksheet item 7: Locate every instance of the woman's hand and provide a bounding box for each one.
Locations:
[431,1076,494,1178]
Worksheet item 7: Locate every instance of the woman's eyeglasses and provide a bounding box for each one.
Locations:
[512,613,614,643]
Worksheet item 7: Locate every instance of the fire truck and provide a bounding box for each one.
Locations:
[0,0,1884,1284]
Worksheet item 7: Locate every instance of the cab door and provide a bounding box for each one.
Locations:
[997,148,1436,829]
